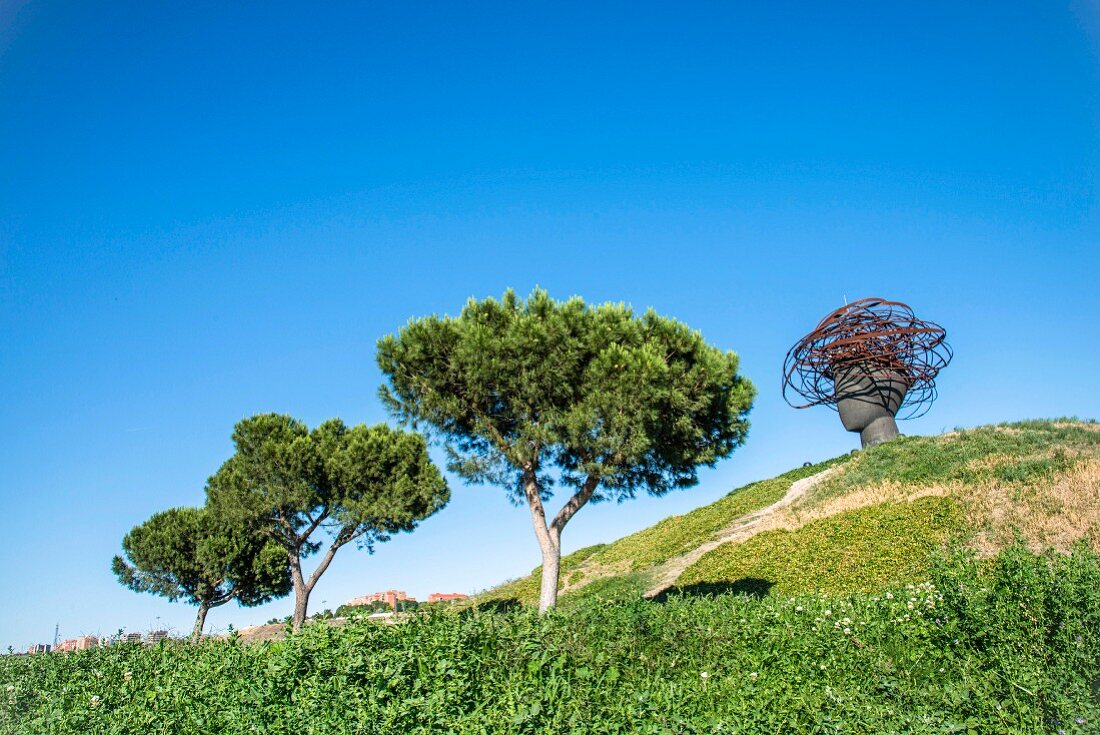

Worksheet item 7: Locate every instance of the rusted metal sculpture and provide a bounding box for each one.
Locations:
[782,298,952,448]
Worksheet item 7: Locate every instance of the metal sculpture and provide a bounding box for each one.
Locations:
[782,298,952,448]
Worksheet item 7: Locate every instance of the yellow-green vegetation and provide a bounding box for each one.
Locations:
[477,456,851,606]
[674,496,964,596]
[586,457,852,571]
[477,418,1100,606]
[479,544,609,608]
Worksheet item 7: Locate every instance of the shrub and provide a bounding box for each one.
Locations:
[4,546,1098,734]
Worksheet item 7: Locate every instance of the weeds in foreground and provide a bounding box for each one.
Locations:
[4,545,1099,734]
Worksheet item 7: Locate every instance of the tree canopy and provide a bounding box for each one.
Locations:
[377,288,755,610]
[112,506,290,640]
[206,414,448,630]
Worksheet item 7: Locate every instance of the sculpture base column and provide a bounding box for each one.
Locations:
[859,416,900,448]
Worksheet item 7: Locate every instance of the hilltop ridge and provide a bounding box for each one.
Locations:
[478,418,1100,606]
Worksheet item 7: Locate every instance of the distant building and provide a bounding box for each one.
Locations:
[146,630,168,644]
[27,643,50,654]
[345,590,416,610]
[54,639,79,653]
[427,593,468,603]
[52,636,97,653]
[118,632,143,645]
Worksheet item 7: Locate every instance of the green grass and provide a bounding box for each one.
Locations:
[809,419,1100,506]
[477,544,608,606]
[477,456,851,605]
[5,546,1100,734]
[475,419,1100,608]
[586,455,851,571]
[675,496,967,596]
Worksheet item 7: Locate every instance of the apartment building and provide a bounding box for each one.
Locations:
[346,590,416,609]
[427,593,469,603]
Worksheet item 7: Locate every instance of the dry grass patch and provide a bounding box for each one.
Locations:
[967,458,1100,555]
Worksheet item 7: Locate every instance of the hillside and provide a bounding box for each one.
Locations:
[478,418,1100,606]
[7,417,1100,734]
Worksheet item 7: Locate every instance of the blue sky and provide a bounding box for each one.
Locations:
[1,1,1098,650]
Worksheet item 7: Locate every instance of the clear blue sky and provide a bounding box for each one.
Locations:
[1,1,1098,650]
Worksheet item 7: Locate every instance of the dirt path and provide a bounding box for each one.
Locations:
[642,466,840,598]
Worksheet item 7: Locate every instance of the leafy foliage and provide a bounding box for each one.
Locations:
[377,288,754,608]
[206,414,448,627]
[378,288,755,501]
[5,547,1099,734]
[112,507,290,636]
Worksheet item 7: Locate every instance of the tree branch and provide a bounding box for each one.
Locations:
[522,465,556,551]
[297,507,330,546]
[551,474,600,534]
[305,536,345,592]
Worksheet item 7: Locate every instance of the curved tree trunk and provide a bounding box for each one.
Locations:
[290,557,310,631]
[289,538,346,631]
[292,585,310,631]
[192,603,210,642]
[524,469,598,613]
[536,530,562,613]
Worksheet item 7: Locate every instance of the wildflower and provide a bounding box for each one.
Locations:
[1077,718,1087,725]
[795,606,803,612]
[819,663,826,670]
[123,671,132,681]
[885,592,893,600]
[749,672,758,680]
[843,627,851,635]
[700,671,708,680]
[823,610,832,617]
[90,695,101,708]
[841,617,851,625]
[4,685,12,692]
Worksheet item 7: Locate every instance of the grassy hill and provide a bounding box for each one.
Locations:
[478,418,1100,606]
[6,417,1100,734]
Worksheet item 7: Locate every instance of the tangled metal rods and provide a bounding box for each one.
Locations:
[782,297,952,420]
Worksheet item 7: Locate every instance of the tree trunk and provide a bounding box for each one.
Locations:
[289,538,347,631]
[192,603,209,643]
[524,469,599,614]
[292,584,310,631]
[536,529,562,614]
[290,556,310,632]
